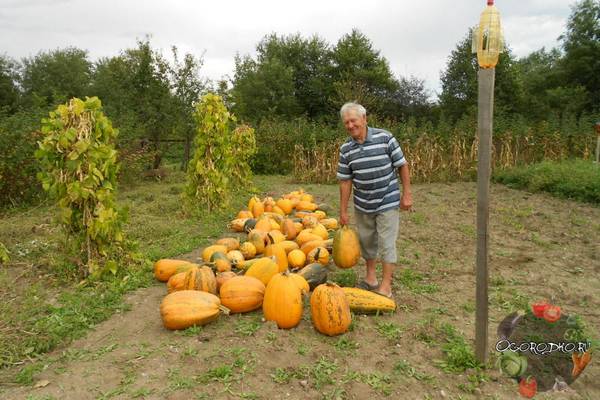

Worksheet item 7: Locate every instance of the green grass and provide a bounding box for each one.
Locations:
[493,159,600,204]
[435,323,481,373]
[0,171,292,381]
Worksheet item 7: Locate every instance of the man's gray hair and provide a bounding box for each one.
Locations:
[340,102,367,119]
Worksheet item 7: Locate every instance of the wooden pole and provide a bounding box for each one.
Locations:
[595,135,599,164]
[475,67,495,365]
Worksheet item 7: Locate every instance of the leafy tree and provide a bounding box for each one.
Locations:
[439,30,525,122]
[168,46,207,169]
[330,29,399,117]
[559,0,600,109]
[20,47,92,109]
[0,55,19,113]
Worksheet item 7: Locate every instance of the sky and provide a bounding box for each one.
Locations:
[0,0,575,100]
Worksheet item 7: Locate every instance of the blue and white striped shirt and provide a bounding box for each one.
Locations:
[337,127,407,214]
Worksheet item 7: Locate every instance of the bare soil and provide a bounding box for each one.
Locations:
[1,181,599,400]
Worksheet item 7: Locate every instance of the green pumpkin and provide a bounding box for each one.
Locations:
[297,263,328,291]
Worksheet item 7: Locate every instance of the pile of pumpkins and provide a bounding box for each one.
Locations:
[155,189,396,336]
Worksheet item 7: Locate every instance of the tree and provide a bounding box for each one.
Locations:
[168,46,207,170]
[0,55,19,113]
[439,30,525,122]
[559,0,600,109]
[20,47,92,109]
[330,29,399,117]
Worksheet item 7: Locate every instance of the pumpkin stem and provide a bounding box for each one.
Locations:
[219,304,231,315]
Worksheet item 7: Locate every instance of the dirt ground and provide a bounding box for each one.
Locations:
[1,181,599,400]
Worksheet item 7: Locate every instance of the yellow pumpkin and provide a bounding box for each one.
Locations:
[160,290,226,330]
[252,201,264,218]
[248,229,267,254]
[237,210,254,219]
[300,239,326,256]
[300,193,314,203]
[307,247,330,265]
[310,282,351,336]
[276,198,293,214]
[210,252,232,272]
[332,226,361,269]
[248,196,259,213]
[245,256,279,286]
[181,265,218,294]
[272,205,285,216]
[320,218,339,230]
[154,259,194,282]
[263,272,303,329]
[216,271,237,292]
[293,221,304,233]
[255,216,273,232]
[166,271,187,293]
[268,230,286,243]
[226,250,245,266]
[280,240,300,254]
[288,249,307,270]
[220,276,265,313]
[289,273,310,294]
[239,242,257,260]
[216,237,240,251]
[341,287,396,313]
[310,223,329,240]
[202,245,228,262]
[296,230,322,247]
[264,235,288,272]
[229,218,248,232]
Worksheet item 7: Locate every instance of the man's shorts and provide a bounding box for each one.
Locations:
[354,207,399,264]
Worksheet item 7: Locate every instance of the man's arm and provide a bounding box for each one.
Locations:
[398,164,412,211]
[339,180,352,225]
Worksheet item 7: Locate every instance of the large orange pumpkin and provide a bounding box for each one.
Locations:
[332,226,361,269]
[264,234,288,272]
[310,282,351,336]
[216,271,237,292]
[160,290,227,330]
[281,218,297,240]
[179,265,217,294]
[219,276,265,313]
[263,272,303,329]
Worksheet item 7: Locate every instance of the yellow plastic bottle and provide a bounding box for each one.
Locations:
[476,0,503,68]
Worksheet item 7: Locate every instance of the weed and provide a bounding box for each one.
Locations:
[297,342,309,356]
[178,325,202,337]
[461,302,475,313]
[333,337,359,353]
[131,387,155,398]
[376,321,403,341]
[167,367,196,391]
[435,323,481,373]
[15,363,44,385]
[234,317,262,336]
[203,365,234,383]
[271,367,293,384]
[330,269,357,287]
[395,268,439,294]
[393,360,434,382]
[361,372,392,396]
[311,357,338,389]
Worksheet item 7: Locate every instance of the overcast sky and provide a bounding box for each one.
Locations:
[0,0,575,99]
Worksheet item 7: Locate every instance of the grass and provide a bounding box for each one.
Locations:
[493,159,600,204]
[0,169,283,380]
[435,323,481,373]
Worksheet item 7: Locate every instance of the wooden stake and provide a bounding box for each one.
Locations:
[475,68,495,365]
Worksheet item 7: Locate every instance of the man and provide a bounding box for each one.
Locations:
[337,102,412,298]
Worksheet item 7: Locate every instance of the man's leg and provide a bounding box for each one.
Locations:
[354,210,378,287]
[376,208,400,296]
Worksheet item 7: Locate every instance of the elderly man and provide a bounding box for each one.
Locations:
[337,102,412,298]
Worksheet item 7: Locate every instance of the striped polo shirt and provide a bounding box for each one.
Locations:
[337,126,407,214]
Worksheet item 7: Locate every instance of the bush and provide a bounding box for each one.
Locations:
[493,159,600,204]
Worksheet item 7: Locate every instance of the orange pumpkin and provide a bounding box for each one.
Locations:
[245,256,279,285]
[154,259,193,282]
[219,276,265,313]
[263,272,303,329]
[332,226,361,269]
[288,249,307,270]
[216,271,237,292]
[307,247,330,265]
[160,290,227,330]
[310,282,351,336]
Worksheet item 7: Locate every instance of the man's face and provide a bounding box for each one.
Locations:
[342,110,367,140]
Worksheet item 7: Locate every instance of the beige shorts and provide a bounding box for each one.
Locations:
[354,207,399,264]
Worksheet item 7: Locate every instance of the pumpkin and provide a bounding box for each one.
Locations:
[296,230,322,247]
[263,198,274,213]
[314,210,327,219]
[317,203,331,212]
[341,287,396,313]
[288,249,307,270]
[300,239,326,256]
[263,271,303,329]
[268,230,286,243]
[243,218,257,233]
[160,290,227,330]
[281,218,297,240]
[239,242,257,260]
[272,206,285,215]
[202,245,228,263]
[289,273,310,294]
[276,198,293,214]
[226,250,245,267]
[245,256,279,286]
[297,263,328,290]
[252,199,264,218]
[229,218,248,232]
[320,218,338,230]
[264,234,288,272]
[299,193,314,203]
[167,271,187,293]
[248,196,259,213]
[254,216,272,232]
[263,212,284,225]
[216,271,237,292]
[154,259,194,282]
[210,251,232,272]
[220,276,265,313]
[269,219,280,231]
[237,210,254,219]
[310,282,351,336]
[296,201,318,212]
[216,237,240,251]
[180,265,218,294]
[302,216,319,229]
[296,211,324,220]
[280,240,300,254]
[310,224,328,240]
[332,226,361,269]
[248,229,267,254]
[307,247,330,265]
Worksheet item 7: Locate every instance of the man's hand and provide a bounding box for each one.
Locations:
[340,210,349,226]
[400,191,413,211]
